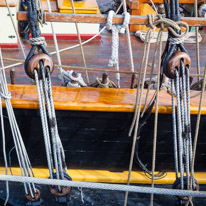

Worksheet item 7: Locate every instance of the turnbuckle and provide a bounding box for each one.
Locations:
[165,51,191,79]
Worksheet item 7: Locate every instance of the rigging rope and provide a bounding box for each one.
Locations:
[135,31,202,44]
[70,0,90,85]
[0,49,38,204]
[25,0,70,199]
[161,0,199,204]
[45,0,64,85]
[107,8,132,88]
[0,175,206,198]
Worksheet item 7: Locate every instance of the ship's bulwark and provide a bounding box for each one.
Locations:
[0,108,205,171]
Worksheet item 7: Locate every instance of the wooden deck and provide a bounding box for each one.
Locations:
[1,0,206,88]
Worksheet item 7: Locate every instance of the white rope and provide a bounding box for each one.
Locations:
[60,70,87,87]
[106,10,115,30]
[0,91,11,99]
[107,10,120,88]
[121,0,134,75]
[30,37,47,46]
[119,12,130,34]
[0,49,37,199]
[199,4,206,18]
[135,31,202,43]
[0,81,9,205]
[0,175,206,198]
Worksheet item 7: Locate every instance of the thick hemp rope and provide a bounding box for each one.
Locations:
[107,10,121,88]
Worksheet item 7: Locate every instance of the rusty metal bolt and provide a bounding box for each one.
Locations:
[27,53,53,79]
[25,188,41,202]
[167,51,191,79]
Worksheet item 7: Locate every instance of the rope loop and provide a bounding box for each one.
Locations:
[106,10,115,30]
[146,15,189,39]
[120,12,130,34]
[156,14,165,30]
[147,14,155,29]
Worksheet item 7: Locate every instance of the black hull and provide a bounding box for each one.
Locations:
[0,108,206,172]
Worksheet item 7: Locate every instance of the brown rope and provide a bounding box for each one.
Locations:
[123,18,154,206]
[150,29,163,206]
[70,0,90,85]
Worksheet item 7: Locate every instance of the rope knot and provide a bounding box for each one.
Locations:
[30,37,47,46]
[156,14,165,30]
[147,14,155,29]
[0,91,11,99]
[146,15,189,40]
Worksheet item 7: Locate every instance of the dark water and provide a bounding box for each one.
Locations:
[0,183,206,206]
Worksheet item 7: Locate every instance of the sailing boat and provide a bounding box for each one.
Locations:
[0,0,206,205]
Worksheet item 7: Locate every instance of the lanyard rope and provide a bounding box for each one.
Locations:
[25,0,71,200]
[0,49,39,204]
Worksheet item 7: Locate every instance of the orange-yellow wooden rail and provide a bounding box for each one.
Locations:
[17,12,206,27]
[4,85,206,114]
[1,167,206,184]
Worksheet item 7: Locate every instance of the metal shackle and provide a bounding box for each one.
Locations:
[166,51,191,79]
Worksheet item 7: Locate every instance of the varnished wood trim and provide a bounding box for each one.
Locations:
[4,85,206,114]
[1,167,206,184]
[17,12,206,27]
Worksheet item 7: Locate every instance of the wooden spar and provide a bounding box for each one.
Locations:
[17,11,206,27]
